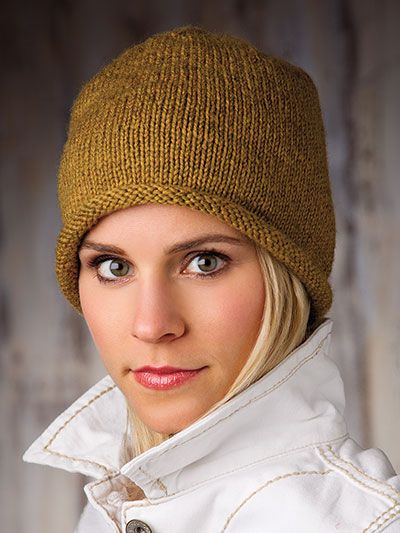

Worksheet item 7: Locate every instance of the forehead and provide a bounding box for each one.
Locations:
[79,203,254,252]
[84,204,248,239]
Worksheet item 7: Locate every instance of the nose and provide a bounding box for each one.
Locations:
[130,275,186,344]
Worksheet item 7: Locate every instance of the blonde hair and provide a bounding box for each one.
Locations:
[121,244,311,459]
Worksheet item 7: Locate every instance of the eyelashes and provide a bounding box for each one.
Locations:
[84,249,232,285]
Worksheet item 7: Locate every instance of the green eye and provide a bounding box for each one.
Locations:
[194,254,220,273]
[86,249,231,284]
[86,254,133,284]
[99,259,130,278]
[185,252,230,277]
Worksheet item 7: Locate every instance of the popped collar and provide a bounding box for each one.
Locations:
[23,317,348,499]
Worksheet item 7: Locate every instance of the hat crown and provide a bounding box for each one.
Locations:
[56,25,335,323]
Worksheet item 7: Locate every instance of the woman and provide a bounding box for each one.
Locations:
[23,25,400,532]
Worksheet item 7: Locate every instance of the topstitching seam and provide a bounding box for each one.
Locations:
[220,469,331,532]
[122,433,348,501]
[121,471,332,523]
[326,445,400,498]
[136,332,331,478]
[85,472,123,532]
[40,330,330,483]
[363,504,400,532]
[318,446,399,505]
[43,383,117,473]
[138,466,168,495]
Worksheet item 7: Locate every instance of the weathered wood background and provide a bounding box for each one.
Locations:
[1,1,399,531]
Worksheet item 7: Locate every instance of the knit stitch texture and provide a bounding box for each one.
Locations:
[55,24,336,326]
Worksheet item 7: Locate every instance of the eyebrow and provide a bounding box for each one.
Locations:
[79,233,249,256]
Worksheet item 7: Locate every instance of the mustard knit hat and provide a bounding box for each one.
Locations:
[56,24,335,327]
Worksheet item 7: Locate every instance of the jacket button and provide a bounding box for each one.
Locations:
[126,519,152,533]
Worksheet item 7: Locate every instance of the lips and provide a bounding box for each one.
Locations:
[132,365,206,390]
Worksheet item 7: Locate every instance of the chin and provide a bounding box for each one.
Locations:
[137,403,208,436]
[143,414,193,436]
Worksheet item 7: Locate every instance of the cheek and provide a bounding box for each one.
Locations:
[79,283,123,356]
[197,269,265,347]
[78,262,265,358]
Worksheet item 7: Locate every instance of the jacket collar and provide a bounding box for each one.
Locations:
[23,318,348,498]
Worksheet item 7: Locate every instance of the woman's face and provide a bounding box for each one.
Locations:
[78,204,265,434]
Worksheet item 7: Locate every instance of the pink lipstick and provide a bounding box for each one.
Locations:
[132,365,205,390]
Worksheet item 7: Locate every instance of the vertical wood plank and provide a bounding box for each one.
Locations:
[350,0,400,471]
[1,1,399,531]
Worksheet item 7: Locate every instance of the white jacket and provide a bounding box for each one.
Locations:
[23,318,400,532]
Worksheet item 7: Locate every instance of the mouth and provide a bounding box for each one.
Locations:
[131,365,207,391]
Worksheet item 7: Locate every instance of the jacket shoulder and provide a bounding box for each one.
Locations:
[317,438,400,494]
[221,439,400,532]
[316,438,400,531]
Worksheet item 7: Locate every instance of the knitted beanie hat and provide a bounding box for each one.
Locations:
[56,24,335,327]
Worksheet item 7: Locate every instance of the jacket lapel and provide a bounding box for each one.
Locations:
[23,318,347,499]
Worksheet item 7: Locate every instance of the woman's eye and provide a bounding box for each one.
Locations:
[85,250,230,284]
[95,258,131,281]
[185,252,228,277]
